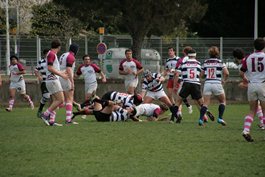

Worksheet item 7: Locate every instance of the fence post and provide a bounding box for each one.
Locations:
[85,35,88,54]
[176,37,179,57]
[36,35,41,62]
[159,37,162,65]
[220,37,223,60]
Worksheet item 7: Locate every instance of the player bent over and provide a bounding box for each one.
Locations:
[141,70,179,123]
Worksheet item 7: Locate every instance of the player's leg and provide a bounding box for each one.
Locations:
[256,102,264,129]
[242,100,257,142]
[217,93,226,126]
[41,80,64,126]
[37,82,50,117]
[64,89,78,124]
[6,87,16,112]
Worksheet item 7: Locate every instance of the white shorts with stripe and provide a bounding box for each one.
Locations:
[203,82,224,96]
[46,79,63,95]
[248,82,265,101]
[10,80,26,94]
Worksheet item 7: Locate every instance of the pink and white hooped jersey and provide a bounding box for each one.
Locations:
[76,63,101,84]
[46,50,60,81]
[59,51,75,73]
[241,51,265,83]
[119,58,143,80]
[9,63,24,82]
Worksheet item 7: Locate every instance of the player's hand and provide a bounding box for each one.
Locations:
[102,77,107,83]
[60,71,68,80]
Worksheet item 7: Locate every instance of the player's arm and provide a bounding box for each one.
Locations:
[222,67,229,84]
[16,63,26,75]
[119,60,129,75]
[48,65,67,79]
[47,53,68,79]
[100,71,107,83]
[66,66,74,89]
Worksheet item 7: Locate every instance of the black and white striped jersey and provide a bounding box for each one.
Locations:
[177,59,201,85]
[201,58,226,84]
[142,73,163,92]
[36,58,47,82]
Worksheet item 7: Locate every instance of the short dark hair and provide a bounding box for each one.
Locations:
[42,48,49,55]
[10,55,19,61]
[82,54,90,60]
[232,48,245,60]
[168,47,175,51]
[125,49,132,54]
[254,38,265,51]
[51,39,61,49]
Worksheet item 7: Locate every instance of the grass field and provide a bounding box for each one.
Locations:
[0,104,265,177]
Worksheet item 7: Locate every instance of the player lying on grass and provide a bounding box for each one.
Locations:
[129,103,169,121]
[71,97,139,122]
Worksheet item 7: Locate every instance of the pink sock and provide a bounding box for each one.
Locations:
[65,102,73,122]
[256,108,264,124]
[49,111,56,124]
[243,115,253,133]
[43,108,53,117]
[8,99,15,108]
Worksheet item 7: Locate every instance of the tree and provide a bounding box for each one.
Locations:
[54,0,207,60]
[190,0,265,37]
[30,2,83,38]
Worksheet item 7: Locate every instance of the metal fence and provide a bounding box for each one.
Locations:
[0,35,255,77]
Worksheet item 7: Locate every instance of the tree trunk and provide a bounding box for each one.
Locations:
[131,33,145,62]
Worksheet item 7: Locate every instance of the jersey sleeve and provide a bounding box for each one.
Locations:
[17,63,25,71]
[153,108,162,118]
[133,59,143,70]
[119,59,126,71]
[47,52,56,66]
[76,65,83,75]
[240,58,247,72]
[66,54,75,67]
[91,64,101,73]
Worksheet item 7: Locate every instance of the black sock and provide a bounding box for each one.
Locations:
[38,103,45,112]
[182,98,190,107]
[218,104,225,119]
[169,105,178,121]
[200,106,208,120]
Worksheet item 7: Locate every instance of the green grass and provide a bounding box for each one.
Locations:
[0,104,264,177]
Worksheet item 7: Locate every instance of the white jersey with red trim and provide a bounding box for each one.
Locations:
[59,52,75,73]
[241,51,265,83]
[9,63,24,82]
[76,64,101,84]
[135,103,160,117]
[46,50,60,81]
